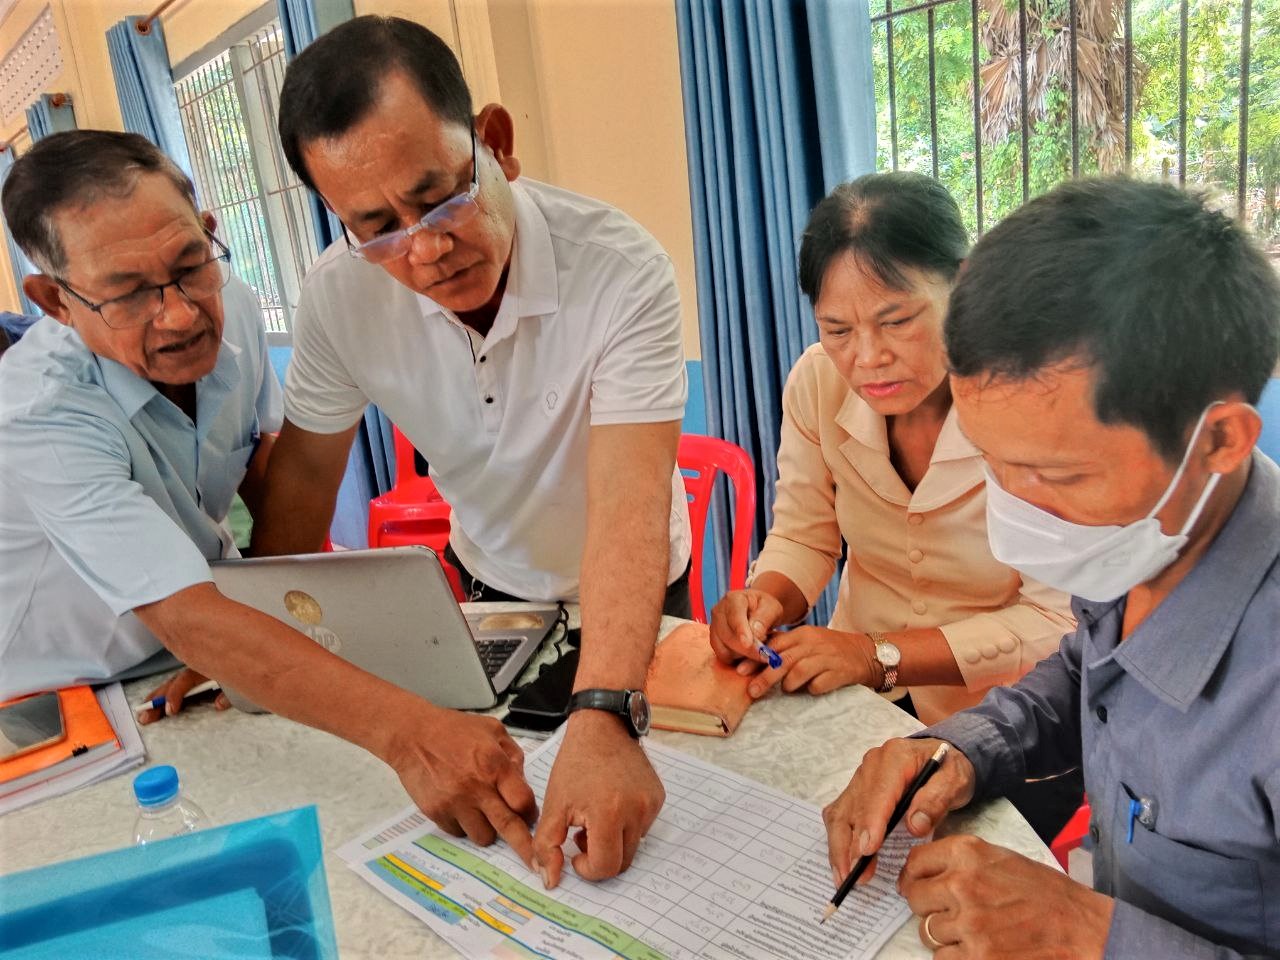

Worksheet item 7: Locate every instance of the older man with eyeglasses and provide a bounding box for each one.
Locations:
[0,132,550,843]
[0,129,281,702]
[245,15,693,887]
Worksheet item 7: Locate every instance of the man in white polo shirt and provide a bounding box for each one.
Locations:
[252,16,692,887]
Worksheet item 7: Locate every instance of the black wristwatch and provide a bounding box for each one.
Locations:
[567,688,651,738]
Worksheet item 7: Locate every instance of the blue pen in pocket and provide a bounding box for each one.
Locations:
[1121,781,1158,842]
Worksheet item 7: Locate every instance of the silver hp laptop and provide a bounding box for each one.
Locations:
[209,546,560,711]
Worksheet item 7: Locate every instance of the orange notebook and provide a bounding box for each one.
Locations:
[645,622,754,737]
[0,686,119,785]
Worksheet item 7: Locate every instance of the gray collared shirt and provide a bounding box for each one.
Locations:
[927,451,1280,958]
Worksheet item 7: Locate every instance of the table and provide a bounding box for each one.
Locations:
[0,618,1053,958]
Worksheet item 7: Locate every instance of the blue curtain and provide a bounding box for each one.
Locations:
[675,0,876,624]
[3,96,78,316]
[25,94,77,142]
[106,17,193,178]
[0,148,41,317]
[275,0,392,547]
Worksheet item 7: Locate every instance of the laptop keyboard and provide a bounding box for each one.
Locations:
[476,636,523,679]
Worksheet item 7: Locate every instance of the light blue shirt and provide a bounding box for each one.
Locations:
[0,278,282,699]
[926,451,1280,958]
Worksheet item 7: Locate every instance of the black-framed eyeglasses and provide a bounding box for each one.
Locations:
[55,233,233,330]
[344,130,481,264]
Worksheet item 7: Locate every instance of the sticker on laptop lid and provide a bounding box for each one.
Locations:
[474,613,545,631]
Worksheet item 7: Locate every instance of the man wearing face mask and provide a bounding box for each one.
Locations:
[822,178,1280,959]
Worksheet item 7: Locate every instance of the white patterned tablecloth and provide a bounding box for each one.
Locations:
[0,617,1053,958]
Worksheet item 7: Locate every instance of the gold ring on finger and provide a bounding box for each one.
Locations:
[922,912,946,950]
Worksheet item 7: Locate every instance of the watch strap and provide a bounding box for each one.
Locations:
[567,689,629,716]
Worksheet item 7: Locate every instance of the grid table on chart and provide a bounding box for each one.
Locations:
[476,739,915,960]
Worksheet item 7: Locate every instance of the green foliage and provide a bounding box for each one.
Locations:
[871,0,1279,239]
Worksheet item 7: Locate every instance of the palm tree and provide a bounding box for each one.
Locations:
[977,0,1144,172]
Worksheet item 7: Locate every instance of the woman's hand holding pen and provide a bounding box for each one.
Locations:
[740,626,881,699]
[822,737,975,886]
[708,588,787,666]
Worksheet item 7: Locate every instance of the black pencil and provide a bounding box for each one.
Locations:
[820,742,950,924]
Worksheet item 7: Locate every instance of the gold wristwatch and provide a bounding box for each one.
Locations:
[868,631,901,693]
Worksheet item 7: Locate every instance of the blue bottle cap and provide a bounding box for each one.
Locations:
[133,764,180,806]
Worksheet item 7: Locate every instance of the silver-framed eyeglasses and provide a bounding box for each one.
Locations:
[55,233,232,330]
[346,130,481,264]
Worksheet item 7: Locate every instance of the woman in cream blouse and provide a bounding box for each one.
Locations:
[708,172,1078,837]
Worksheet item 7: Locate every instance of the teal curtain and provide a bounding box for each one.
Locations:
[0,148,40,316]
[4,95,79,316]
[274,0,392,547]
[675,0,876,624]
[106,17,192,178]
[25,94,77,141]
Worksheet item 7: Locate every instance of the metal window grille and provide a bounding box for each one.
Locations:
[870,0,1275,241]
[174,20,319,341]
[238,23,323,297]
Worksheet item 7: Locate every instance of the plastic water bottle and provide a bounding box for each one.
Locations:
[131,765,208,845]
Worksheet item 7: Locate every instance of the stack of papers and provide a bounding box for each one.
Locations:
[0,684,145,816]
[341,729,921,960]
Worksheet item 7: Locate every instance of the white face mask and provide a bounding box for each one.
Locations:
[983,407,1222,603]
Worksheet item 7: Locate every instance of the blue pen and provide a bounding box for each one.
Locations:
[135,678,221,713]
[757,643,783,669]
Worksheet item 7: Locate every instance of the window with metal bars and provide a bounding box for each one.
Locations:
[173,18,320,342]
[871,0,1277,247]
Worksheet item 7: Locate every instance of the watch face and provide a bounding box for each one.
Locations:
[627,690,651,736]
[876,641,902,668]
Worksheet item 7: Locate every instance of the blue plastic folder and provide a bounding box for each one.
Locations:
[0,806,337,959]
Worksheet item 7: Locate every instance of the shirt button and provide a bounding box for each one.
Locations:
[981,643,998,659]
[479,355,487,363]
[997,636,1017,654]
[484,396,494,404]
[908,513,924,526]
[908,548,924,563]
[963,649,981,664]
[1095,705,1108,724]
[911,599,927,615]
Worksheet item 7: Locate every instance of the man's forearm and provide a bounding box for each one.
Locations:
[136,583,428,762]
[249,420,357,556]
[575,421,680,691]
[575,507,669,691]
[921,649,1084,797]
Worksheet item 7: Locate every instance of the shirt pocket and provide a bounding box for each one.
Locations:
[1116,821,1265,951]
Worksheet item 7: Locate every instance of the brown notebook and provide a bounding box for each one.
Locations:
[645,622,754,737]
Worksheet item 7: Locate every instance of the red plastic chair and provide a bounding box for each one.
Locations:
[678,434,756,623]
[367,427,464,601]
[1050,798,1091,871]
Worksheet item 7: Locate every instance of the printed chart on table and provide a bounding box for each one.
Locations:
[339,730,921,960]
